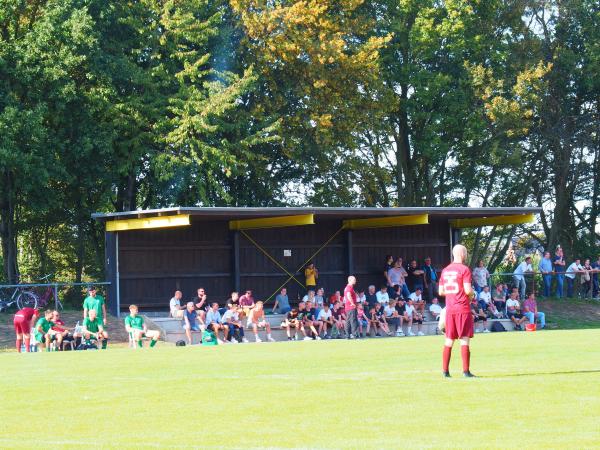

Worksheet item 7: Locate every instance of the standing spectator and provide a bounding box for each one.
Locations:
[376,286,390,305]
[553,247,567,298]
[592,255,600,299]
[83,286,107,327]
[248,301,275,342]
[581,259,593,298]
[492,284,506,316]
[13,307,39,353]
[365,285,378,311]
[183,302,203,345]
[222,303,248,343]
[304,262,318,292]
[406,259,425,293]
[523,293,546,329]
[343,275,359,339]
[273,288,291,314]
[513,256,533,300]
[422,257,438,301]
[565,258,584,298]
[169,291,184,318]
[429,297,442,321]
[506,292,527,330]
[538,251,554,298]
[383,255,395,286]
[206,303,228,344]
[388,258,410,298]
[472,260,490,296]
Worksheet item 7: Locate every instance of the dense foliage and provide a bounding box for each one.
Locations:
[0,0,598,282]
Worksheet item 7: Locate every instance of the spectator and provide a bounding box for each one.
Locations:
[357,289,366,305]
[384,299,401,336]
[422,257,438,301]
[367,305,380,337]
[356,303,369,338]
[592,255,600,299]
[282,307,304,340]
[388,258,410,298]
[317,303,334,338]
[429,297,442,321]
[222,303,248,343]
[331,301,346,338]
[302,289,316,303]
[302,301,320,339]
[315,287,326,308]
[472,260,490,296]
[51,310,73,350]
[538,251,554,298]
[404,298,424,336]
[296,302,313,341]
[408,288,425,315]
[492,284,506,316]
[329,290,342,306]
[365,285,378,311]
[470,298,489,333]
[206,303,228,344]
[125,304,161,348]
[581,259,593,298]
[83,286,107,327]
[553,247,567,298]
[506,292,527,330]
[81,309,109,349]
[383,255,395,285]
[169,291,184,318]
[304,262,318,292]
[375,303,392,336]
[565,258,583,298]
[394,297,408,337]
[192,288,208,322]
[376,286,390,305]
[343,275,359,339]
[183,302,203,345]
[513,256,533,300]
[522,293,545,329]
[228,291,240,307]
[239,290,255,319]
[478,285,492,312]
[406,259,425,292]
[248,301,275,342]
[273,288,291,314]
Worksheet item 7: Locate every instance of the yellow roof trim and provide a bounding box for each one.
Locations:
[229,214,314,230]
[342,214,429,230]
[106,214,190,232]
[450,213,535,228]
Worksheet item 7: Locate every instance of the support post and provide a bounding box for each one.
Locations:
[105,231,119,317]
[346,229,354,276]
[232,230,240,292]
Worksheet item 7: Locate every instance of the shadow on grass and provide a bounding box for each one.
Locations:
[482,369,600,378]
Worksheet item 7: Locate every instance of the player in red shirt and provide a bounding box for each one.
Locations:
[13,307,39,352]
[438,244,476,377]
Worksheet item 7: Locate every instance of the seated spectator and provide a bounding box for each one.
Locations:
[51,310,73,350]
[296,302,313,341]
[365,285,378,310]
[357,289,366,304]
[394,297,408,337]
[222,303,248,343]
[169,290,185,318]
[375,303,391,336]
[376,286,390,305]
[429,297,442,321]
[317,303,334,338]
[314,288,326,308]
[487,301,504,319]
[493,284,506,316]
[272,288,291,314]
[329,290,341,306]
[192,288,208,322]
[409,288,425,314]
[125,304,161,348]
[239,290,256,318]
[506,292,527,330]
[34,310,56,352]
[82,309,109,349]
[248,301,275,342]
[331,301,346,338]
[282,307,306,341]
[229,291,240,307]
[183,301,203,345]
[478,285,492,308]
[205,303,228,344]
[302,301,320,339]
[384,299,401,336]
[404,298,424,336]
[367,306,380,337]
[356,303,369,338]
[302,289,316,304]
[470,298,489,333]
[522,293,545,329]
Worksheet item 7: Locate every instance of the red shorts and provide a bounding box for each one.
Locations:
[445,312,474,340]
[13,317,30,335]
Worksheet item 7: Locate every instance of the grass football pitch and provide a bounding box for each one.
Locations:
[1,329,599,449]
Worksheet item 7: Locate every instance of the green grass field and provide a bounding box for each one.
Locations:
[1,329,599,449]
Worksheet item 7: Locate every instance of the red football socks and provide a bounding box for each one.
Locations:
[16,339,22,353]
[24,338,31,352]
[461,345,470,372]
[442,345,452,372]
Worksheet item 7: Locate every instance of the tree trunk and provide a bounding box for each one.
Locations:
[0,172,19,283]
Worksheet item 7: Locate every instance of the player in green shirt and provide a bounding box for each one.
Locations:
[82,309,109,349]
[34,310,56,351]
[83,286,107,326]
[124,304,160,348]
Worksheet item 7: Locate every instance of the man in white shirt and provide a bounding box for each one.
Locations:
[404,298,424,336]
[506,292,527,330]
[222,303,248,343]
[472,260,490,295]
[205,303,228,344]
[383,299,401,335]
[316,303,334,338]
[376,286,390,305]
[513,256,533,300]
[408,288,425,314]
[566,259,583,298]
[429,297,442,320]
[169,291,184,318]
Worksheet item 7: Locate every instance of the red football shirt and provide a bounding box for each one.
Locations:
[343,284,357,312]
[439,263,472,314]
[14,307,37,321]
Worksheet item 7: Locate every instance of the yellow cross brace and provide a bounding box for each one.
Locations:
[450,213,535,229]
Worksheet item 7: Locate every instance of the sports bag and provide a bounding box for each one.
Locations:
[491,321,506,332]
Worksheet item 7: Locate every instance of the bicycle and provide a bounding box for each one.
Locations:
[0,274,62,311]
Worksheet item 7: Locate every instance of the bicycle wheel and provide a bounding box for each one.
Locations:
[17,291,38,310]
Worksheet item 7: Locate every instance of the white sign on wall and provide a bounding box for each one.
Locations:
[283,249,292,257]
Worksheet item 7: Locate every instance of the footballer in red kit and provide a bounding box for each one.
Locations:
[438,244,476,378]
[13,307,39,352]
